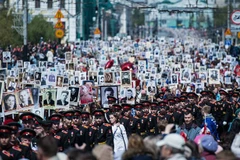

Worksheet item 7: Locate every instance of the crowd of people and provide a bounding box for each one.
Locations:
[0,34,240,160]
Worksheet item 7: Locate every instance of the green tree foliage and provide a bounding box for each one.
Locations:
[28,15,56,43]
[132,9,145,27]
[0,9,22,49]
[213,6,228,28]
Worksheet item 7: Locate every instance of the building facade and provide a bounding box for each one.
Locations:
[145,0,217,37]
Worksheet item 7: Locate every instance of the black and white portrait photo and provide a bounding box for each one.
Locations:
[195,83,204,94]
[17,60,23,68]
[31,88,40,109]
[171,74,178,84]
[209,69,220,84]
[24,61,30,69]
[35,72,41,81]
[2,93,17,115]
[2,51,11,63]
[56,76,63,87]
[138,60,146,74]
[69,86,79,105]
[180,68,191,83]
[16,89,34,110]
[100,86,118,107]
[39,61,47,68]
[98,75,104,85]
[121,71,131,86]
[56,89,70,109]
[42,89,56,109]
[7,79,16,92]
[88,72,98,83]
[104,72,114,83]
[65,52,72,61]
[125,88,136,104]
[199,72,207,82]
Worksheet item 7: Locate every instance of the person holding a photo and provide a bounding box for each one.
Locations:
[4,94,17,111]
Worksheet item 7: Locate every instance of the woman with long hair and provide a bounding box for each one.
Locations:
[109,113,128,160]
[122,134,154,160]
[4,94,17,111]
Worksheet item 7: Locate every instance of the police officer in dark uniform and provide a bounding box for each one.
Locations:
[92,109,113,147]
[215,90,233,137]
[0,125,23,160]
[166,99,175,123]
[120,104,132,136]
[112,104,122,117]
[61,110,78,151]
[19,112,35,129]
[19,129,37,160]
[141,101,150,137]
[77,112,91,151]
[158,101,168,121]
[48,113,65,151]
[172,98,184,126]
[130,104,142,135]
[187,92,202,126]
[8,122,33,160]
[72,110,82,128]
[148,102,158,135]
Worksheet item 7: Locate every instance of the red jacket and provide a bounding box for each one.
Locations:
[201,151,216,160]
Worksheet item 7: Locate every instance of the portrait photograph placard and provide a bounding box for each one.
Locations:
[2,51,11,63]
[56,88,70,109]
[79,84,93,105]
[69,86,79,106]
[180,68,191,83]
[121,71,132,86]
[104,72,114,84]
[138,60,146,74]
[88,71,98,83]
[2,93,17,115]
[16,89,34,111]
[31,87,40,109]
[125,88,136,104]
[171,74,178,84]
[42,88,56,109]
[100,85,118,108]
[208,69,220,84]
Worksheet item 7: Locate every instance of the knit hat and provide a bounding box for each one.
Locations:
[200,135,218,152]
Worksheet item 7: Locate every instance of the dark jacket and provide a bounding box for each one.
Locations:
[122,148,154,160]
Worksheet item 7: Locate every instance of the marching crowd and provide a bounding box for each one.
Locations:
[0,36,240,160]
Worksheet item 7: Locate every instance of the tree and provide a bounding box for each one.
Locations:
[132,9,145,27]
[0,9,22,49]
[213,6,228,28]
[28,15,56,44]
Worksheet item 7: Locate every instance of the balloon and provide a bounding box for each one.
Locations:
[121,62,133,71]
[105,60,114,69]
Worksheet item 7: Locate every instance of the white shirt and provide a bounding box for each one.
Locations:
[112,124,128,153]
[47,50,53,62]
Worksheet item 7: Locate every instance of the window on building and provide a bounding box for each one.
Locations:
[60,0,65,8]
[48,0,53,8]
[35,0,40,8]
